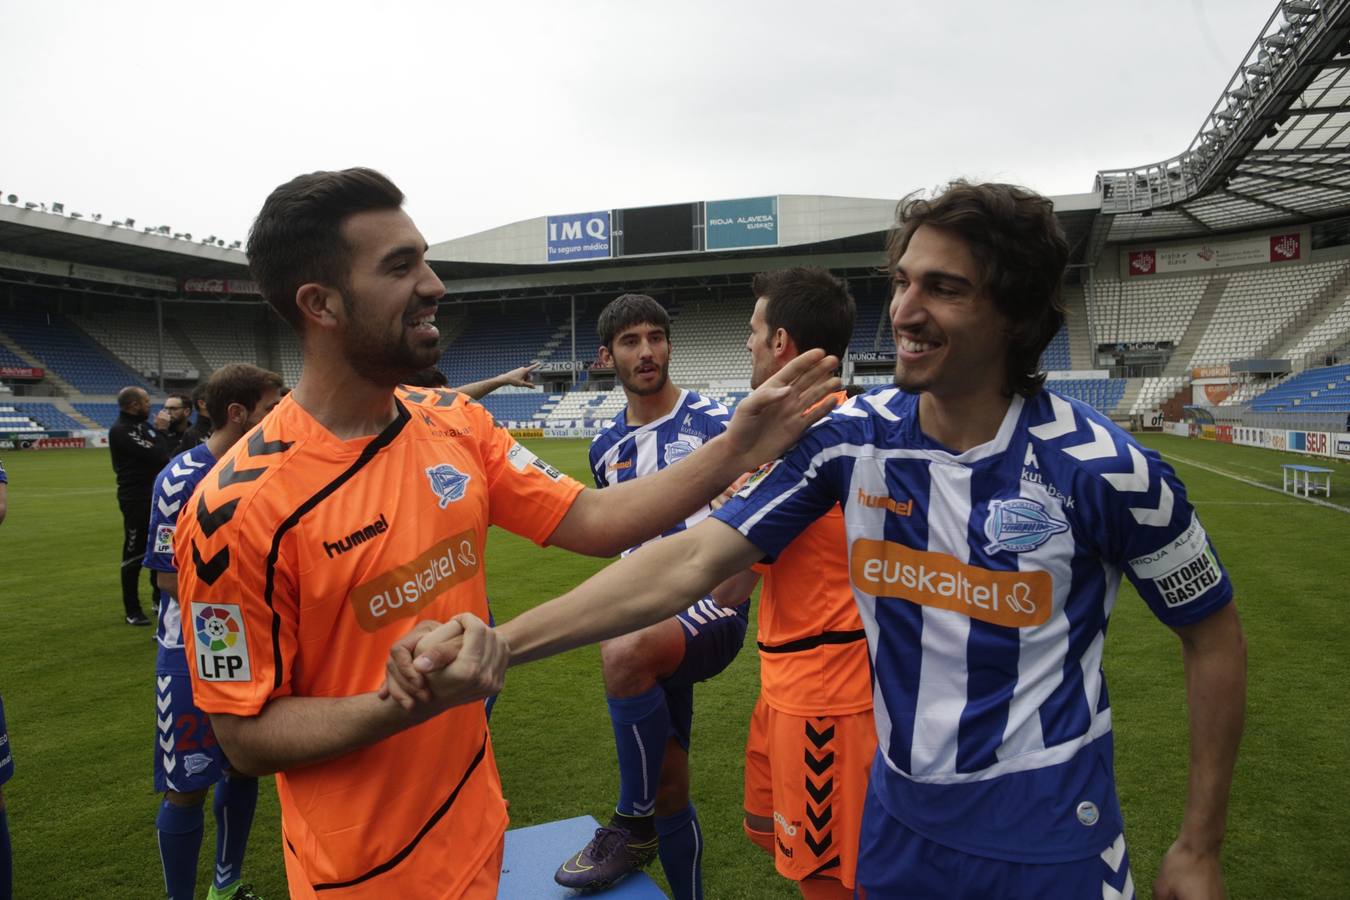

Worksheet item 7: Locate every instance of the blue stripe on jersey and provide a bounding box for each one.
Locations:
[589,389,729,551]
[714,385,1233,861]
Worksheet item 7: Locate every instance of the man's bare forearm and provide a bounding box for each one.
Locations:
[500,520,762,664]
[1174,603,1247,852]
[209,692,410,777]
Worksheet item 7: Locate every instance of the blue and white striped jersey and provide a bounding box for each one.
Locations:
[590,389,730,554]
[715,386,1233,862]
[143,441,216,652]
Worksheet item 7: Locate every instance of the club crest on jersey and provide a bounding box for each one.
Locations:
[426,464,470,507]
[983,498,1068,554]
[664,439,696,466]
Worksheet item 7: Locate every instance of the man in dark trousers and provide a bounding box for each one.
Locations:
[109,385,170,625]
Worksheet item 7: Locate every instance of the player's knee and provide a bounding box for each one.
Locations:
[165,788,208,807]
[743,814,774,855]
[599,632,663,694]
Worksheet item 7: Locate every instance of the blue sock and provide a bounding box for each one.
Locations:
[607,686,670,817]
[0,807,12,900]
[212,775,258,890]
[656,803,703,900]
[157,798,204,900]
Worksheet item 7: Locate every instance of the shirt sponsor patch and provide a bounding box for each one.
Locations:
[1127,513,1223,608]
[507,442,564,481]
[154,523,176,555]
[191,603,252,682]
[349,529,482,632]
[983,498,1068,554]
[850,538,1053,628]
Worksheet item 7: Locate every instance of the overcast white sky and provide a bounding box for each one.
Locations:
[0,0,1279,248]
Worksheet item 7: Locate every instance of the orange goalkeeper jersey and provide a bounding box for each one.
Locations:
[174,387,583,897]
[754,392,872,716]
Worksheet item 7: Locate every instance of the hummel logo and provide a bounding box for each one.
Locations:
[324,513,390,558]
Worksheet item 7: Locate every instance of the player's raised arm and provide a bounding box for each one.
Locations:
[545,349,838,558]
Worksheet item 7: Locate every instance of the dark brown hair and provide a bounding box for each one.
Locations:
[750,267,855,361]
[246,168,405,331]
[204,364,284,426]
[597,294,670,348]
[886,181,1067,397]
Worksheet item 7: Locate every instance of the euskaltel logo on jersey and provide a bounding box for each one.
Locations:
[349,529,482,632]
[849,539,1053,628]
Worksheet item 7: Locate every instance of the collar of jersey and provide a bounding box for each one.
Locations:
[901,393,1026,465]
[284,394,412,454]
[617,387,690,436]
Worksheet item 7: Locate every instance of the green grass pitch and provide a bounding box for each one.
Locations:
[0,434,1347,897]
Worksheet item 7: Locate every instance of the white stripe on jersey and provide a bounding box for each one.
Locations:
[998,475,1075,760]
[910,464,972,777]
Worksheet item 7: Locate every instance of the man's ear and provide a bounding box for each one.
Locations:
[296,283,341,330]
[772,328,797,364]
[597,344,613,367]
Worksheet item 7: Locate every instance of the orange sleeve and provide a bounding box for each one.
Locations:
[465,403,584,544]
[176,477,299,717]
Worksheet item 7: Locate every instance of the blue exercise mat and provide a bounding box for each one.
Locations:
[500,815,667,898]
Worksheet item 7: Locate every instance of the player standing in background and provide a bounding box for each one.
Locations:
[173,167,838,899]
[109,386,171,625]
[554,294,758,899]
[145,364,283,900]
[412,180,1246,900]
[737,269,874,900]
[174,383,214,455]
[0,454,10,900]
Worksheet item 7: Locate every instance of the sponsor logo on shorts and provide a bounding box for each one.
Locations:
[855,488,913,517]
[1127,513,1223,608]
[849,539,1053,628]
[350,529,482,631]
[154,523,175,555]
[184,753,213,776]
[1076,801,1100,827]
[983,498,1068,553]
[322,512,389,558]
[773,811,800,837]
[425,463,470,507]
[191,603,251,682]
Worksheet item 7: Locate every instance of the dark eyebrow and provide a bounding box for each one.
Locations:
[378,244,427,268]
[894,265,975,290]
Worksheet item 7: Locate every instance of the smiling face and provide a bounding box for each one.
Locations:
[602,322,671,398]
[336,208,446,386]
[890,224,1009,404]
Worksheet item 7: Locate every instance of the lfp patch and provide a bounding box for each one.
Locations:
[191,603,251,682]
[983,498,1068,554]
[154,523,175,555]
[426,464,470,508]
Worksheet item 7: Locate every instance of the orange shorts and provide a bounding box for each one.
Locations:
[744,695,876,888]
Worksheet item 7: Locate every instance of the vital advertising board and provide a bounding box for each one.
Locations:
[546,211,612,263]
[1125,231,1302,276]
[705,197,778,250]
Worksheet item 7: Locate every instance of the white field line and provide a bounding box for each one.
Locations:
[1159,452,1350,515]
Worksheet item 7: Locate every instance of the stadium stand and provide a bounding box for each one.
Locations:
[0,405,46,432]
[1090,273,1207,346]
[71,402,123,429]
[1188,261,1349,369]
[1129,375,1188,416]
[475,390,551,426]
[1282,295,1350,366]
[7,402,86,432]
[1047,378,1125,414]
[1040,324,1071,370]
[1249,363,1350,413]
[664,298,754,386]
[0,308,152,394]
[0,345,31,369]
[437,305,560,386]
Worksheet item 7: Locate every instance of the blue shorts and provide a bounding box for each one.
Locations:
[0,695,12,786]
[662,598,749,751]
[154,665,231,794]
[856,787,1136,899]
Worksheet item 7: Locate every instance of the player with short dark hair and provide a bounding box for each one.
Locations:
[411,180,1247,900]
[740,268,873,900]
[173,167,839,899]
[554,293,758,898]
[110,385,171,625]
[174,383,214,455]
